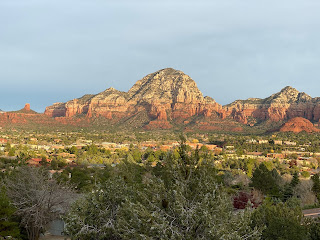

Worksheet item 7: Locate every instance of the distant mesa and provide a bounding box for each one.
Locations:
[279,117,320,133]
[15,103,38,114]
[223,86,320,125]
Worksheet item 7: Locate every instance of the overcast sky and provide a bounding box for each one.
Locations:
[1,0,320,112]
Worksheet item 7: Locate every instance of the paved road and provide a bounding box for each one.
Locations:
[39,236,70,240]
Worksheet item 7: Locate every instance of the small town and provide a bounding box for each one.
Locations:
[2,129,320,239]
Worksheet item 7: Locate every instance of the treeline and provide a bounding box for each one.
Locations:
[2,139,320,239]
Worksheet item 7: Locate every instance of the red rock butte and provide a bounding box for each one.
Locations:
[279,117,320,133]
[44,68,227,130]
[24,103,31,111]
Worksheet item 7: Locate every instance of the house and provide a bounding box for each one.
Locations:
[27,158,52,166]
[204,144,217,151]
[267,153,285,159]
[188,143,204,149]
[247,152,263,157]
[214,147,223,155]
[274,140,283,145]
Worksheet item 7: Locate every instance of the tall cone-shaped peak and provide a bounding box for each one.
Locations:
[128,68,205,103]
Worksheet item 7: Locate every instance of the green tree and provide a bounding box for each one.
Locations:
[309,220,320,240]
[8,147,15,157]
[69,168,93,192]
[116,140,262,239]
[40,156,48,166]
[64,177,127,240]
[117,170,261,240]
[250,163,281,197]
[50,159,58,170]
[283,172,300,202]
[251,198,308,240]
[0,188,21,239]
[290,172,300,188]
[301,171,310,178]
[68,146,78,154]
[64,141,262,240]
[311,173,320,202]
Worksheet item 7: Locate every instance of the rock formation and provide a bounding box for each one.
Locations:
[24,103,31,111]
[3,69,320,133]
[224,86,320,125]
[279,117,320,133]
[0,104,40,126]
[45,68,224,129]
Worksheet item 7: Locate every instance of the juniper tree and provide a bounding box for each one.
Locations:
[64,140,263,240]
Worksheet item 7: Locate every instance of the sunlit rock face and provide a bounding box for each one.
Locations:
[44,68,224,129]
[279,117,320,133]
[224,86,320,125]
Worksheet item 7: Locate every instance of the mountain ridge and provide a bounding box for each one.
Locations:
[44,68,223,127]
[224,85,320,125]
[1,68,320,133]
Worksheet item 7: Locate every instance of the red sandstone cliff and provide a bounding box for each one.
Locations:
[45,68,225,129]
[279,117,320,133]
[223,86,320,125]
[0,104,91,128]
[0,104,43,126]
[6,70,320,133]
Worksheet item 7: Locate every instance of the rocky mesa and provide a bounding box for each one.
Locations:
[45,68,224,129]
[0,104,42,126]
[223,86,320,126]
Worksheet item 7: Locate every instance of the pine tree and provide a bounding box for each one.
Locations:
[250,163,281,197]
[290,172,300,188]
[311,173,320,202]
[0,188,21,239]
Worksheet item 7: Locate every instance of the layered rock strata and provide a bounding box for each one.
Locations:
[45,68,224,129]
[223,86,320,125]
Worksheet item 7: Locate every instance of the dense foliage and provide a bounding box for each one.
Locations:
[2,131,320,239]
[64,140,263,239]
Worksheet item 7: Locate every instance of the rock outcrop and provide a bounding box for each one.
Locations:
[24,103,30,111]
[0,104,43,126]
[45,68,224,129]
[224,86,320,125]
[279,117,320,133]
[4,69,320,133]
[0,103,90,128]
[15,103,38,114]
